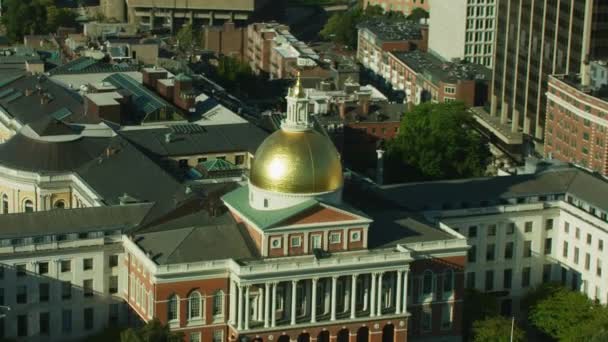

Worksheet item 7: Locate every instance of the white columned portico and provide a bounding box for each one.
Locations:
[402,270,409,312]
[350,274,357,319]
[370,273,377,317]
[229,280,237,324]
[271,282,277,327]
[244,286,251,330]
[237,285,244,330]
[395,270,403,314]
[311,278,318,323]
[291,280,298,325]
[330,276,338,321]
[264,283,270,328]
[377,272,383,316]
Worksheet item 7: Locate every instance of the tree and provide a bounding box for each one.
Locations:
[120,319,184,342]
[462,289,499,341]
[1,0,78,42]
[175,24,203,56]
[520,282,564,314]
[320,5,386,48]
[529,288,598,340]
[46,6,78,32]
[472,316,525,342]
[407,7,430,22]
[387,102,490,181]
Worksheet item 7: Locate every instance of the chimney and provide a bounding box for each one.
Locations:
[40,93,51,104]
[359,93,371,116]
[24,88,33,96]
[338,101,346,120]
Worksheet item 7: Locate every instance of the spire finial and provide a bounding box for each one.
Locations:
[293,70,304,98]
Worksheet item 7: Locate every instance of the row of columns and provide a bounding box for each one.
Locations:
[229,270,409,331]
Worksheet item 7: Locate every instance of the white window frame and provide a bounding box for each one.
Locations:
[270,237,282,249]
[167,295,179,324]
[187,291,203,322]
[350,230,361,242]
[311,234,322,249]
[329,232,341,244]
[290,236,302,248]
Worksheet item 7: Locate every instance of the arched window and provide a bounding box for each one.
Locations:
[167,294,179,321]
[212,290,224,316]
[54,200,65,209]
[422,270,434,296]
[443,269,454,293]
[23,200,33,213]
[188,291,202,320]
[1,194,8,214]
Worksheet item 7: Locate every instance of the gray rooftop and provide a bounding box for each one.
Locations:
[391,50,491,84]
[0,203,153,239]
[358,19,423,42]
[120,122,268,157]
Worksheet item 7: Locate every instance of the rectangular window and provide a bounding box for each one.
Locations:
[191,332,201,342]
[109,303,119,325]
[524,221,533,233]
[38,262,49,275]
[485,270,494,291]
[311,234,322,249]
[235,155,245,165]
[17,315,27,337]
[290,236,301,248]
[16,285,27,304]
[503,269,512,289]
[61,260,71,272]
[109,255,119,268]
[468,245,477,263]
[39,283,50,302]
[109,276,118,294]
[468,226,478,237]
[600,239,604,251]
[329,232,341,244]
[585,253,591,270]
[504,242,514,259]
[62,309,72,333]
[486,243,495,261]
[421,307,432,332]
[587,234,592,245]
[212,330,224,342]
[524,241,532,257]
[545,219,554,230]
[544,238,552,255]
[84,308,94,330]
[83,258,93,271]
[597,259,602,277]
[563,241,569,258]
[487,224,497,236]
[441,304,453,330]
[564,222,570,233]
[522,267,531,287]
[39,312,49,336]
[466,272,476,289]
[574,247,580,264]
[83,279,93,297]
[62,281,71,300]
[576,228,580,239]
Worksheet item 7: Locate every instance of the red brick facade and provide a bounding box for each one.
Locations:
[545,76,608,175]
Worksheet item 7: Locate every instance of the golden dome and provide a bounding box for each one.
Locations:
[250,129,343,194]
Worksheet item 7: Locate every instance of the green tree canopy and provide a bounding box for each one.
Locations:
[120,319,184,342]
[387,102,490,181]
[462,289,500,341]
[1,0,78,42]
[529,288,599,340]
[175,24,203,54]
[407,7,430,21]
[320,5,395,48]
[472,316,525,342]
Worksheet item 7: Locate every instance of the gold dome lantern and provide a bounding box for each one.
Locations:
[249,129,343,194]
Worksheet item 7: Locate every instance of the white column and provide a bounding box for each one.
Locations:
[264,283,270,328]
[244,285,250,330]
[237,285,244,330]
[291,280,298,325]
[377,272,383,316]
[330,276,338,321]
[370,273,377,317]
[311,278,318,323]
[363,276,369,311]
[396,271,403,314]
[229,280,237,324]
[271,283,277,327]
[402,270,409,312]
[350,274,357,319]
[257,287,264,321]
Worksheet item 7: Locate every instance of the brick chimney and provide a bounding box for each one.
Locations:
[338,101,346,120]
[358,93,371,116]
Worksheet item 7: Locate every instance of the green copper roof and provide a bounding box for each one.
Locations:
[222,185,318,230]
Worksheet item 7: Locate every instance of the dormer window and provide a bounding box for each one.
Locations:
[329,232,341,244]
[270,237,282,249]
[350,231,361,242]
[290,236,301,248]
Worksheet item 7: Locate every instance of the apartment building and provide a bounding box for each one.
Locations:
[487,0,608,142]
[428,0,496,68]
[385,50,490,107]
[246,22,319,79]
[544,73,608,176]
[382,163,608,314]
